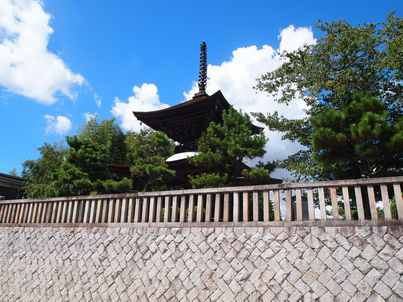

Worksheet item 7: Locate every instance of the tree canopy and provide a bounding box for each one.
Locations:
[22,143,67,198]
[254,13,402,180]
[22,118,133,197]
[189,108,272,188]
[126,129,175,191]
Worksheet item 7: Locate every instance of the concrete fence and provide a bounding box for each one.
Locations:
[1,176,402,225]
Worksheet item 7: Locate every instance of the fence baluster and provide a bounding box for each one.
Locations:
[121,198,128,223]
[354,186,365,221]
[142,197,149,223]
[197,194,203,222]
[285,190,292,222]
[274,190,280,221]
[242,192,249,222]
[56,201,63,223]
[95,199,102,223]
[163,196,170,223]
[102,200,108,223]
[393,184,403,220]
[263,191,270,222]
[253,192,259,222]
[155,197,162,222]
[318,188,326,221]
[148,197,155,223]
[171,196,178,222]
[134,198,141,222]
[11,204,18,223]
[233,192,239,222]
[367,185,378,220]
[32,203,38,223]
[330,187,339,220]
[114,199,121,223]
[214,194,221,222]
[223,193,229,222]
[306,189,314,221]
[107,199,114,223]
[18,204,25,223]
[82,201,89,223]
[127,198,134,223]
[72,201,79,223]
[342,187,351,220]
[380,185,391,220]
[296,189,302,221]
[179,196,186,223]
[205,194,212,222]
[188,195,194,223]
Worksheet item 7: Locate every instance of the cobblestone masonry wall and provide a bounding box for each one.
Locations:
[1,224,402,301]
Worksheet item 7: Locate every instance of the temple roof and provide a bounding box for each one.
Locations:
[133,90,262,145]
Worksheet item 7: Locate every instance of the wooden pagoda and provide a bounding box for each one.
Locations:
[132,42,280,187]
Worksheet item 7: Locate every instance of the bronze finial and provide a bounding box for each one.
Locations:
[195,41,207,97]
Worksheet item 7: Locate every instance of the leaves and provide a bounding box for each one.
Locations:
[189,108,271,187]
[126,129,175,191]
[255,13,402,180]
[311,93,402,177]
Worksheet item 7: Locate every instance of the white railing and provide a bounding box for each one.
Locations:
[0,176,402,224]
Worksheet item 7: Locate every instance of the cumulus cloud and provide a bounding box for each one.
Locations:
[111,83,169,132]
[44,114,72,135]
[184,25,315,169]
[0,0,85,104]
[279,25,315,53]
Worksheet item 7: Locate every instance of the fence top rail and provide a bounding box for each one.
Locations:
[1,176,402,205]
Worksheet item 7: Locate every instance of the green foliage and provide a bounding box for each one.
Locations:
[78,116,127,164]
[66,136,110,181]
[254,13,402,180]
[311,93,402,178]
[22,143,67,198]
[241,167,269,184]
[126,129,175,191]
[23,121,175,197]
[94,178,133,194]
[22,117,133,198]
[8,168,17,177]
[188,173,229,189]
[48,162,92,197]
[189,108,270,188]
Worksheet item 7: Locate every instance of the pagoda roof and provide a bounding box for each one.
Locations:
[133,90,262,144]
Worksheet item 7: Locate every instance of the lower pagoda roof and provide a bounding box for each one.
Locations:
[133,90,263,145]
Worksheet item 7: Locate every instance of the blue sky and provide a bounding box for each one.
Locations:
[0,0,401,175]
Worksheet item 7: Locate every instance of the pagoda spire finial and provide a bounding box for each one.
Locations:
[195,41,207,97]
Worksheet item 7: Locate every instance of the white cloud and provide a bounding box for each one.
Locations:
[184,25,315,166]
[111,83,169,132]
[44,114,72,135]
[93,92,102,108]
[279,25,315,53]
[0,0,85,104]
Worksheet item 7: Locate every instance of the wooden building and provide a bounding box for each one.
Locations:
[0,172,25,200]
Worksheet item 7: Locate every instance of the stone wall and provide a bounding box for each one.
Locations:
[1,223,402,301]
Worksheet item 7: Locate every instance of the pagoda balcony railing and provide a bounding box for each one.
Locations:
[0,176,402,226]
